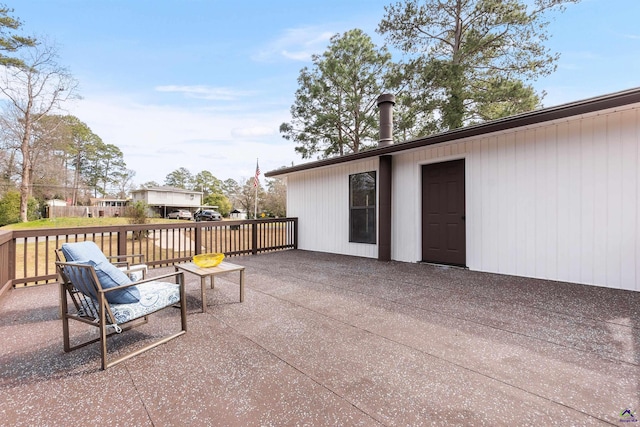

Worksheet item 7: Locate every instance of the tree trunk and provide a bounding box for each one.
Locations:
[72,152,81,205]
[445,64,465,130]
[19,115,32,222]
[444,0,465,130]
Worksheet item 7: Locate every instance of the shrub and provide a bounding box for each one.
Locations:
[0,191,39,226]
[125,201,149,239]
[125,201,148,224]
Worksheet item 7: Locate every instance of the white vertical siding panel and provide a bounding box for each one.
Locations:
[579,117,596,285]
[619,109,638,290]
[544,125,559,280]
[413,149,424,259]
[392,151,420,262]
[482,136,500,271]
[391,154,408,261]
[592,115,609,286]
[321,168,336,253]
[468,139,484,270]
[555,121,569,281]
[489,134,509,273]
[566,120,583,283]
[556,120,581,283]
[306,172,321,251]
[436,145,446,158]
[519,129,538,277]
[474,138,485,268]
[335,166,349,254]
[513,131,527,275]
[290,173,310,250]
[605,113,624,288]
[502,133,518,274]
[533,127,548,277]
[314,169,326,251]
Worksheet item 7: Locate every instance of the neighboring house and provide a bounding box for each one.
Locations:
[229,209,247,220]
[45,198,126,218]
[131,186,203,218]
[90,197,128,207]
[45,199,67,207]
[266,88,640,292]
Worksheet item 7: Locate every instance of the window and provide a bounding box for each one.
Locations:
[349,171,376,244]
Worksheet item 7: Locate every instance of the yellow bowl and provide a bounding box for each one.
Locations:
[193,253,225,268]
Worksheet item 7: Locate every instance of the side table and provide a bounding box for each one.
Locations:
[175,261,245,313]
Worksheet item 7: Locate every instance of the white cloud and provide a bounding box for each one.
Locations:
[154,85,256,101]
[231,126,276,138]
[253,26,336,62]
[67,93,302,186]
[281,50,315,61]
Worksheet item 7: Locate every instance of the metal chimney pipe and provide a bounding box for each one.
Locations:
[377,93,395,147]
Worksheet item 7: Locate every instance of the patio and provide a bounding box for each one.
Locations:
[1,249,638,425]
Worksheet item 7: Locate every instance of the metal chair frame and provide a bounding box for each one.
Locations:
[55,249,187,370]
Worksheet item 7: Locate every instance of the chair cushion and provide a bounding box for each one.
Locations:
[109,281,181,324]
[75,281,179,324]
[76,260,140,304]
[91,260,140,304]
[61,241,109,264]
[61,242,140,304]
[119,264,148,282]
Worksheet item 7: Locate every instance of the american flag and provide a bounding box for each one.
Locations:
[254,160,260,187]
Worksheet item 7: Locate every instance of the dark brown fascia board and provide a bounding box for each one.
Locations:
[265,86,640,178]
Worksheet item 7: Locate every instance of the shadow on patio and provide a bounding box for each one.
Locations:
[1,250,639,426]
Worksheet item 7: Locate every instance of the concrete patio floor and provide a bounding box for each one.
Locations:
[1,250,639,426]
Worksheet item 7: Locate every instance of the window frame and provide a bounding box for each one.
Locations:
[349,171,377,244]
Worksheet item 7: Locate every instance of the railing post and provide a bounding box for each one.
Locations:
[251,221,258,255]
[117,227,127,257]
[8,234,16,281]
[194,224,202,255]
[293,218,298,250]
[0,230,16,296]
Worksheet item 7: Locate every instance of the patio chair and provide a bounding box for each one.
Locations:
[55,241,149,281]
[55,241,187,370]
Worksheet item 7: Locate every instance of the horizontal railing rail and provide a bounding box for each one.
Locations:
[0,218,297,292]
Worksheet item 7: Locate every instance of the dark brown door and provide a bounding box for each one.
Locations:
[421,159,466,266]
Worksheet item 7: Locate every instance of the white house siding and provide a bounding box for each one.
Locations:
[131,188,202,208]
[147,190,201,207]
[287,158,379,259]
[392,104,640,291]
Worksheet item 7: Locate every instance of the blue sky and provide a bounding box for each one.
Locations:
[11,0,640,187]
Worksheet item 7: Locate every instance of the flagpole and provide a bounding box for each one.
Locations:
[254,184,257,219]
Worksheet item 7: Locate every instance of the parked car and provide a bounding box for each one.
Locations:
[194,209,222,221]
[167,209,193,220]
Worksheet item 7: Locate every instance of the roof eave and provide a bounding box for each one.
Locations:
[265,86,640,178]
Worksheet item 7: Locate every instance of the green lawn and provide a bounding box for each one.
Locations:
[1,217,183,230]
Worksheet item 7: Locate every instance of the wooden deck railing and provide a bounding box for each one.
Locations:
[0,218,297,295]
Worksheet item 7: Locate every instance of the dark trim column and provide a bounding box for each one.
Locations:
[378,155,392,261]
